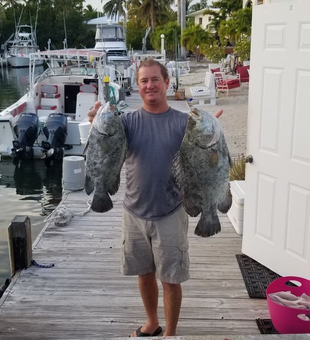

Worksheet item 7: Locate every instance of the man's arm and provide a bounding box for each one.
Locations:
[88,101,101,124]
[88,102,224,123]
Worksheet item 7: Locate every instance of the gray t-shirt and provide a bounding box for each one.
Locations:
[121,107,189,220]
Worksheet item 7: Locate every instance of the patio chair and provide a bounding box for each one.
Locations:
[214,72,240,96]
[208,63,223,74]
[190,71,216,106]
[236,65,250,84]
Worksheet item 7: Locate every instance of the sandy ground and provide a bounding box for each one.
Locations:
[176,61,249,157]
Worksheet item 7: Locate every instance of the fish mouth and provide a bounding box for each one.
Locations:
[190,108,202,120]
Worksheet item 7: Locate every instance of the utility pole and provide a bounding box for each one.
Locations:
[177,0,181,25]
[180,0,187,60]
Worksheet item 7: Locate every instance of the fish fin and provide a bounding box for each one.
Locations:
[228,151,233,168]
[85,174,94,195]
[172,151,183,188]
[194,212,221,238]
[217,183,233,213]
[83,139,89,157]
[108,173,120,195]
[91,191,113,213]
[183,195,201,217]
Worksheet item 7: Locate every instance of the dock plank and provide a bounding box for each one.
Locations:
[0,95,274,339]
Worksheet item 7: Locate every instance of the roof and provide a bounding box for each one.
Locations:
[85,16,118,25]
[186,7,218,17]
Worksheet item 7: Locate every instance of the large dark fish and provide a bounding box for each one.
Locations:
[173,107,232,237]
[84,103,127,213]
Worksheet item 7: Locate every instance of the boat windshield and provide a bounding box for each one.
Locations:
[95,26,125,42]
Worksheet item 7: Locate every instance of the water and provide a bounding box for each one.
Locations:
[0,66,62,286]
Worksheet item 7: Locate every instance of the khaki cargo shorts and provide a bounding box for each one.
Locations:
[121,206,190,284]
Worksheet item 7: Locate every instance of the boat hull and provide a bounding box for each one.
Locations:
[8,55,43,68]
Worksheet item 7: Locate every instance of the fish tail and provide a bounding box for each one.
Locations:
[195,212,221,238]
[91,191,113,213]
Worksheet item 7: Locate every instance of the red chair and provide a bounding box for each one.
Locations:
[214,72,240,96]
[236,65,250,84]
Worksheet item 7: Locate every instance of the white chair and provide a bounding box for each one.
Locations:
[214,72,240,96]
[75,83,98,121]
[190,71,216,106]
[37,84,62,118]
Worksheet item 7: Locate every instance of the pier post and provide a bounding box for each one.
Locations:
[7,216,33,275]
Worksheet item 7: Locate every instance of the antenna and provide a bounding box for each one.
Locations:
[34,0,39,33]
[63,11,68,48]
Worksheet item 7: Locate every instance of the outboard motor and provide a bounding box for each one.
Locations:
[42,113,68,165]
[12,113,39,163]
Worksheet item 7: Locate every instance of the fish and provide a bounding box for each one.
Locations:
[173,107,232,237]
[84,103,127,213]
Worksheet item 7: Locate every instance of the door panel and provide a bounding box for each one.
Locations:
[242,1,310,279]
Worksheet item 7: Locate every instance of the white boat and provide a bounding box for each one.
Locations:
[87,18,131,75]
[0,49,121,166]
[7,24,43,68]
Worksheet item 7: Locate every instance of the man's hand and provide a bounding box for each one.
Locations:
[214,109,223,119]
[88,101,101,123]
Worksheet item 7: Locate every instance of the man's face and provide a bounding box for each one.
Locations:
[137,65,169,104]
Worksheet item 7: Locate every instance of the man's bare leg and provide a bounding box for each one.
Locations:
[130,272,160,337]
[162,282,182,336]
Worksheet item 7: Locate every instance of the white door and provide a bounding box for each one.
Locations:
[242,0,310,280]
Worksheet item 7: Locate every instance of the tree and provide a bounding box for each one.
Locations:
[0,0,18,9]
[126,17,149,50]
[103,0,126,22]
[203,0,242,33]
[181,24,213,61]
[150,21,181,59]
[128,0,174,32]
[188,0,208,13]
[83,5,98,21]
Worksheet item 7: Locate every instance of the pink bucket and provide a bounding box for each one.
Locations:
[267,276,310,334]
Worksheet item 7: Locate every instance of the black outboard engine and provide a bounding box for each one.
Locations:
[42,113,68,165]
[12,113,39,164]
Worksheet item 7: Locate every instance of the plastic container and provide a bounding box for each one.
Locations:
[227,180,245,235]
[62,156,85,191]
[78,121,91,144]
[267,276,310,334]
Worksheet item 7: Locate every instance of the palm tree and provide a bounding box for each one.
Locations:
[128,0,173,32]
[218,18,239,45]
[83,5,98,21]
[103,0,127,22]
[181,24,212,61]
[1,0,18,8]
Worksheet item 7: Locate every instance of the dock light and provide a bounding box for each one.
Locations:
[104,76,110,83]
[90,55,94,62]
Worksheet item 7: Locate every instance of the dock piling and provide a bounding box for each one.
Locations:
[7,215,32,275]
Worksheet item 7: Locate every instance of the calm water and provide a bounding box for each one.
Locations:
[0,65,62,286]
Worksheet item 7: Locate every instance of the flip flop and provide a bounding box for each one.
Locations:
[132,326,162,337]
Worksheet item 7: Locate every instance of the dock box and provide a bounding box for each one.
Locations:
[227,180,245,235]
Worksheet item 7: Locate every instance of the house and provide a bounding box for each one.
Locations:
[185,8,214,30]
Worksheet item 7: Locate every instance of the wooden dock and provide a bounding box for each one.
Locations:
[0,164,272,339]
[0,94,297,339]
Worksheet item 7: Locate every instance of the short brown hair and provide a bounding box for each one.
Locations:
[136,59,169,84]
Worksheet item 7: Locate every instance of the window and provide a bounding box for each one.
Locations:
[199,17,202,25]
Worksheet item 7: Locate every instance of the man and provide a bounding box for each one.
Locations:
[88,59,222,337]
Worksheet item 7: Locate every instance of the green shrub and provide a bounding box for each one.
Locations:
[234,36,251,61]
[201,43,226,63]
[229,154,246,181]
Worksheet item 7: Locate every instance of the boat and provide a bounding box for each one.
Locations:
[86,17,131,78]
[0,48,121,166]
[7,24,43,68]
